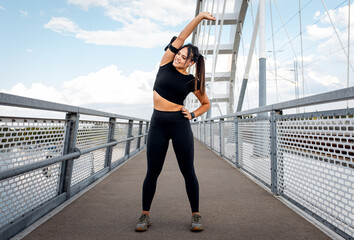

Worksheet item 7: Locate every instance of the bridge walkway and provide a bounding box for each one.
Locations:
[19,139,330,240]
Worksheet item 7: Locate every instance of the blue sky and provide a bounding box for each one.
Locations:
[0,0,191,89]
[0,0,353,119]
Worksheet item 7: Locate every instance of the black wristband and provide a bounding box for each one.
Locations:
[191,112,195,119]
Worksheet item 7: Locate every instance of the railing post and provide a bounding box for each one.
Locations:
[219,118,224,156]
[125,119,134,159]
[144,121,149,146]
[137,121,143,150]
[209,120,214,149]
[271,110,281,195]
[105,117,116,170]
[59,112,80,199]
[235,116,240,168]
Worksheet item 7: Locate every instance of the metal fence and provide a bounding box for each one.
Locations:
[0,93,149,240]
[191,87,354,240]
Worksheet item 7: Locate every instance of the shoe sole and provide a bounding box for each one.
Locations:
[135,223,151,232]
[191,226,204,231]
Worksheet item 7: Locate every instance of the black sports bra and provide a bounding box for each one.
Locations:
[153,61,200,105]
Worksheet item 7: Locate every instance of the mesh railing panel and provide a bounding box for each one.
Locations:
[0,163,61,228]
[0,118,65,228]
[212,122,220,152]
[71,153,94,186]
[112,143,125,163]
[111,122,128,164]
[71,121,109,186]
[76,121,109,150]
[115,122,128,140]
[277,113,354,237]
[200,123,205,142]
[205,122,211,147]
[191,123,198,139]
[130,123,140,153]
[0,118,66,171]
[238,118,271,185]
[223,120,236,163]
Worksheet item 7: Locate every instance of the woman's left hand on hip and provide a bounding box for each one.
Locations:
[181,107,192,120]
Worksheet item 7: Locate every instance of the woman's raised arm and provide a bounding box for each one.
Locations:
[160,12,215,66]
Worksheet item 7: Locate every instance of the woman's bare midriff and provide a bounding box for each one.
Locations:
[153,90,183,111]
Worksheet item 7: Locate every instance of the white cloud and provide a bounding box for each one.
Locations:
[313,10,321,20]
[305,24,333,41]
[44,0,195,48]
[25,49,33,53]
[44,17,78,34]
[0,6,5,10]
[61,64,156,105]
[44,17,177,48]
[1,64,157,110]
[20,10,28,17]
[307,70,340,87]
[319,3,354,27]
[4,83,67,103]
[75,18,177,48]
[68,0,194,26]
[67,0,111,10]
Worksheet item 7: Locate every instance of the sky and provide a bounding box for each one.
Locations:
[0,0,353,120]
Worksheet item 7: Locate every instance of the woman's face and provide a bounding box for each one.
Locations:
[173,47,193,69]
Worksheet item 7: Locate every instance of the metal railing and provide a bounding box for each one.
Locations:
[191,87,354,240]
[0,92,149,240]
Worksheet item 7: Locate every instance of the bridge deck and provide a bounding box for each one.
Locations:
[20,139,330,240]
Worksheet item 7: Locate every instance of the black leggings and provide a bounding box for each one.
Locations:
[142,109,199,213]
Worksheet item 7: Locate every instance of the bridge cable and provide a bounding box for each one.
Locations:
[299,0,306,113]
[269,0,279,103]
[347,0,351,108]
[266,0,313,43]
[273,0,298,62]
[274,0,314,109]
[320,0,354,73]
[274,0,318,111]
[268,0,347,61]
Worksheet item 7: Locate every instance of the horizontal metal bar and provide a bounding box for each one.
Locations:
[0,151,80,181]
[80,141,118,155]
[0,92,148,122]
[0,132,149,181]
[276,107,354,120]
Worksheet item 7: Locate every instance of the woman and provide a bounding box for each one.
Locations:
[136,12,215,232]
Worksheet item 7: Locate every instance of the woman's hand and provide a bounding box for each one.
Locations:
[181,107,193,120]
[199,12,216,21]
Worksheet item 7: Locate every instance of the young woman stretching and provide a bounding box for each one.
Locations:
[136,12,215,232]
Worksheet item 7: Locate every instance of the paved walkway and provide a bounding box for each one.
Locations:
[21,139,330,240]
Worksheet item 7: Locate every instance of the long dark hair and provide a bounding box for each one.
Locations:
[181,44,206,96]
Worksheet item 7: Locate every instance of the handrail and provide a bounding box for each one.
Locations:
[0,151,80,181]
[0,132,149,181]
[0,92,148,122]
[195,86,354,121]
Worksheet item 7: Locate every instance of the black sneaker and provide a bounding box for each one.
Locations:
[135,214,151,232]
[191,214,203,231]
